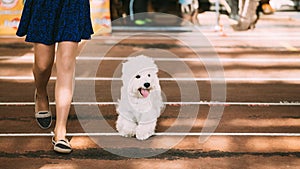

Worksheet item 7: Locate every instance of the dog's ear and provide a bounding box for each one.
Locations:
[121,62,127,75]
[121,60,131,81]
[154,67,159,74]
[153,75,161,91]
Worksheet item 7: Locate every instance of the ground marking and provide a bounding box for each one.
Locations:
[1,76,300,82]
[2,55,300,63]
[154,132,300,136]
[0,132,299,137]
[280,42,299,52]
[0,101,299,106]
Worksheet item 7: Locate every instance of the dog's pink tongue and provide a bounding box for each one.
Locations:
[141,89,149,98]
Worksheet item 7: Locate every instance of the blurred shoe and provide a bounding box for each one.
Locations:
[228,14,240,25]
[262,4,275,14]
[52,137,72,154]
[34,90,52,129]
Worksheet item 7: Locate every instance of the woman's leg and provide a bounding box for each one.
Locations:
[33,43,55,113]
[53,41,78,141]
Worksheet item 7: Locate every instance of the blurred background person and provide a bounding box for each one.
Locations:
[226,0,260,31]
[258,0,275,15]
[179,0,200,25]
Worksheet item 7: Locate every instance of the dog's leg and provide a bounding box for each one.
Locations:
[116,115,137,138]
[136,121,157,140]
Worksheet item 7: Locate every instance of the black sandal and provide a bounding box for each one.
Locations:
[34,90,52,129]
[52,137,72,154]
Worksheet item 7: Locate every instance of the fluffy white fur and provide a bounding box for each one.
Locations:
[116,55,163,140]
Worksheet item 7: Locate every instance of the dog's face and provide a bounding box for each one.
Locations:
[128,68,160,99]
[119,55,163,114]
[121,55,161,104]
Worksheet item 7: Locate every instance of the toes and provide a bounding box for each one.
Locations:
[136,130,154,140]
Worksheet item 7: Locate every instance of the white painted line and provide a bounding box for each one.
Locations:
[0,76,35,80]
[78,57,300,63]
[112,26,194,32]
[3,32,300,39]
[1,76,300,82]
[157,77,300,82]
[2,55,300,63]
[75,77,121,81]
[280,42,299,52]
[0,101,299,106]
[90,33,300,40]
[2,33,300,41]
[99,37,300,41]
[156,133,300,137]
[0,132,299,137]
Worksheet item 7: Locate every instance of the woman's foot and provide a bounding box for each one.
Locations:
[262,3,275,15]
[34,89,52,129]
[52,131,72,154]
[52,137,72,154]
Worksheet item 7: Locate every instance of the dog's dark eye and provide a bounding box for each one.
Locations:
[148,74,151,77]
[136,75,141,79]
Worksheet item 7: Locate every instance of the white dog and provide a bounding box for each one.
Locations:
[116,55,164,140]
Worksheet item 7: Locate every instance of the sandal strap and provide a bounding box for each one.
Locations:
[53,139,72,153]
[55,140,71,148]
[51,136,56,145]
[52,137,71,148]
[35,111,51,118]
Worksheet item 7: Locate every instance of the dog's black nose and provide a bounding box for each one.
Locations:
[144,82,150,88]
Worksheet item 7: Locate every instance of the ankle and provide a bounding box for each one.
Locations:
[35,90,50,112]
[54,128,67,141]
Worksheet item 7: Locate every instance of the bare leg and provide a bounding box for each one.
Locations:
[33,43,55,112]
[54,41,78,141]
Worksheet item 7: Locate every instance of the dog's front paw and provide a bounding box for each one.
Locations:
[117,125,136,137]
[136,130,154,140]
[119,129,136,138]
[116,116,137,138]
[136,123,156,140]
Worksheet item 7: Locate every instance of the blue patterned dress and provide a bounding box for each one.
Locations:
[16,0,94,45]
